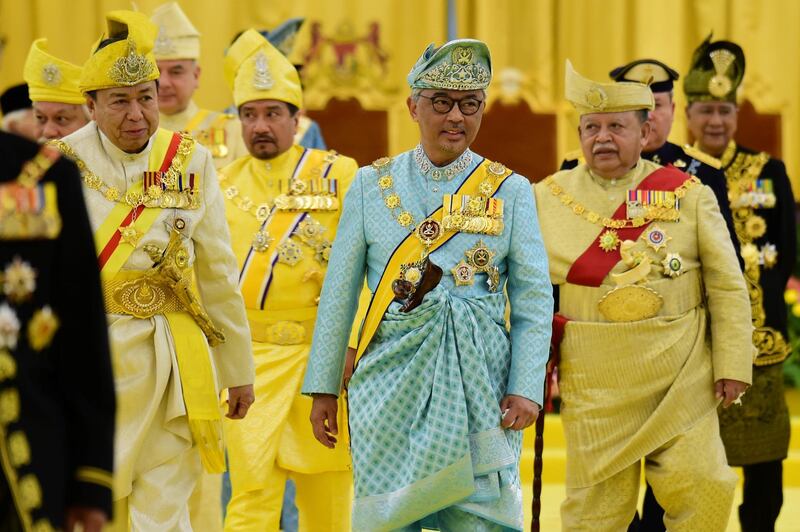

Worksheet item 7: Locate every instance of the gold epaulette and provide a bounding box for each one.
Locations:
[683,144,722,169]
[563,149,585,164]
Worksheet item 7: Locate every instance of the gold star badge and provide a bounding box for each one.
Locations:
[451,260,475,287]
[598,229,620,252]
[118,225,142,247]
[641,225,671,252]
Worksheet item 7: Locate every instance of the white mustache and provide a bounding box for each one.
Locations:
[593,143,617,154]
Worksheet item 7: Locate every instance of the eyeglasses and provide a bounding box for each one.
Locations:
[417,94,484,116]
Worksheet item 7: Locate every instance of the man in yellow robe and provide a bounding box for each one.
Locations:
[151,1,246,169]
[533,62,754,531]
[22,38,90,141]
[52,11,255,530]
[220,30,356,532]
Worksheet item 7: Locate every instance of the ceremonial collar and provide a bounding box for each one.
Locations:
[587,159,643,189]
[413,144,474,181]
[97,123,154,163]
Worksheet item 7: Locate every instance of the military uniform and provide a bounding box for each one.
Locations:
[684,36,796,531]
[219,30,355,531]
[0,132,115,531]
[542,62,753,532]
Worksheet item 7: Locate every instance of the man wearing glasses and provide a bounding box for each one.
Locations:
[303,39,552,531]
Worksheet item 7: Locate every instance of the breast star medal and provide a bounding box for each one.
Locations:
[277,240,303,265]
[252,230,273,253]
[2,258,36,303]
[641,225,671,252]
[464,240,500,292]
[451,260,475,286]
[662,252,685,278]
[119,225,143,247]
[598,229,620,252]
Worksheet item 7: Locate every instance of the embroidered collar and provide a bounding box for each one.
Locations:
[413,144,473,181]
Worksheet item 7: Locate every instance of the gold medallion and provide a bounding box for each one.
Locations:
[277,240,303,265]
[416,219,442,246]
[662,252,684,278]
[252,230,273,253]
[597,285,663,322]
[598,229,620,252]
[119,225,143,247]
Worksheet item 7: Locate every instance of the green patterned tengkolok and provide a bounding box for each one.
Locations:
[683,33,746,104]
[408,39,492,91]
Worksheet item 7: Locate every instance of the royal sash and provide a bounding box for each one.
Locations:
[237,149,337,309]
[354,159,513,368]
[93,129,194,279]
[566,166,692,287]
[165,312,225,473]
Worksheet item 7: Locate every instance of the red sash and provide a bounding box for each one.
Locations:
[566,166,689,287]
[97,132,183,270]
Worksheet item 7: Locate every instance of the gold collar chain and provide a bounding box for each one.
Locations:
[50,134,195,208]
[542,175,700,229]
[218,173,272,222]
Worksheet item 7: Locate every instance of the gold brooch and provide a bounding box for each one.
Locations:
[599,229,620,252]
[108,39,155,86]
[27,306,59,351]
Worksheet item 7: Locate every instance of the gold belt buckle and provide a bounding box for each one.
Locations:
[597,284,663,322]
[112,277,169,319]
[265,321,306,345]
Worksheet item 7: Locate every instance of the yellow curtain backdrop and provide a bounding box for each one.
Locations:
[1,0,799,192]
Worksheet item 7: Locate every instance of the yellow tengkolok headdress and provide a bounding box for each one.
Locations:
[23,38,85,105]
[151,2,201,60]
[224,29,302,109]
[79,10,160,93]
[565,60,654,116]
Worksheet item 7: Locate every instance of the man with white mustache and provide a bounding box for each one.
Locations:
[534,61,753,531]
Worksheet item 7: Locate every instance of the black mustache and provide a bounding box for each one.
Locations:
[252,135,276,143]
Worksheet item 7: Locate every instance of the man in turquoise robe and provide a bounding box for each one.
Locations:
[302,39,552,531]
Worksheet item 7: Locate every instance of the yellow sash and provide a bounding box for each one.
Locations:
[93,129,195,280]
[165,312,225,473]
[354,159,512,367]
[237,149,333,309]
[184,108,211,134]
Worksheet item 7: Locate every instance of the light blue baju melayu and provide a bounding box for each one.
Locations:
[302,143,552,531]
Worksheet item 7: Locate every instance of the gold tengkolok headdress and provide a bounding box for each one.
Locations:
[224,29,302,108]
[23,38,85,105]
[150,2,201,60]
[79,10,160,93]
[408,39,492,91]
[564,60,654,116]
